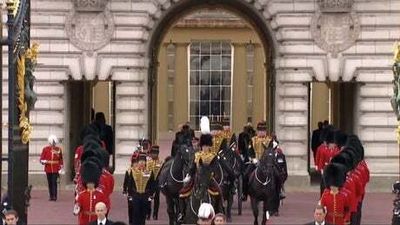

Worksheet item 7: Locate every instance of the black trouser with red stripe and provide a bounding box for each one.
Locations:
[46,173,58,200]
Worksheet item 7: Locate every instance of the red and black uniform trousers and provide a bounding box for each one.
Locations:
[40,146,63,200]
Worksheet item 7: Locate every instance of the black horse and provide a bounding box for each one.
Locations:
[183,159,223,224]
[218,139,243,221]
[158,143,194,225]
[248,144,280,225]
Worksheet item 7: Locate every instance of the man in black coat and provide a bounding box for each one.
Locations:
[304,205,333,225]
[88,202,113,225]
[311,121,323,163]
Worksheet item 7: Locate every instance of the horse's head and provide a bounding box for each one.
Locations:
[194,159,213,200]
[177,143,194,176]
[259,141,276,173]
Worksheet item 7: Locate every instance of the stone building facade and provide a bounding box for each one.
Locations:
[2,0,399,188]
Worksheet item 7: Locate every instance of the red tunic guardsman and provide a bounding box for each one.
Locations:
[40,135,63,201]
[320,163,351,225]
[74,160,108,225]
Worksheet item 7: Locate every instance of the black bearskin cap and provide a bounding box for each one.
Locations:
[346,135,364,160]
[98,148,110,168]
[333,130,347,147]
[81,160,101,187]
[323,163,346,188]
[81,150,97,163]
[200,134,213,147]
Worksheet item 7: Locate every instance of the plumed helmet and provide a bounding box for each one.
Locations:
[323,163,347,188]
[48,135,58,145]
[200,116,210,134]
[200,134,213,147]
[81,160,101,187]
[197,203,215,220]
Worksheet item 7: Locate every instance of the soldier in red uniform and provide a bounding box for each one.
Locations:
[74,160,108,225]
[320,163,351,225]
[40,135,63,201]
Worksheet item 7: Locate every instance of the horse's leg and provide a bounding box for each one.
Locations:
[262,200,269,225]
[166,195,175,225]
[250,197,259,225]
[226,189,233,222]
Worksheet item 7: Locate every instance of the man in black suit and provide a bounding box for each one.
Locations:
[88,202,113,225]
[304,205,332,225]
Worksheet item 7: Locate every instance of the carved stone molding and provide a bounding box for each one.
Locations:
[73,0,108,12]
[66,0,114,54]
[311,1,359,57]
[318,0,354,13]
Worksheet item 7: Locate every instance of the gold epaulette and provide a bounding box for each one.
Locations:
[211,134,224,154]
[146,159,163,177]
[195,151,216,165]
[131,168,151,194]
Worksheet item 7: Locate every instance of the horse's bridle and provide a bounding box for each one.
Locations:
[254,167,271,186]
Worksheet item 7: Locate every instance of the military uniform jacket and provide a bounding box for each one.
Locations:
[146,158,163,179]
[124,167,156,198]
[320,189,351,225]
[40,145,63,173]
[76,189,108,225]
[249,136,271,160]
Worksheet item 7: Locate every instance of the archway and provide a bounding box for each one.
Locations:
[146,0,278,142]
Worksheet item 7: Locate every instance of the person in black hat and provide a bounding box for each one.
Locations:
[146,146,163,220]
[320,163,351,225]
[123,152,140,225]
[74,161,108,225]
[125,153,156,225]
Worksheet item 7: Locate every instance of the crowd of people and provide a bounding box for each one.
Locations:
[310,121,370,225]
[0,114,387,225]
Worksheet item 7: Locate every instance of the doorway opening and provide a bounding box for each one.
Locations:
[308,81,359,181]
[65,80,116,181]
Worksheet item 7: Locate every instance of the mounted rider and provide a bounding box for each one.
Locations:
[242,121,272,200]
[177,116,222,223]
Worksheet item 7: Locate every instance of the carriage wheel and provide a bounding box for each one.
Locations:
[237,175,243,215]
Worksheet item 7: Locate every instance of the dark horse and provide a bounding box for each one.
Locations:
[218,139,243,221]
[183,159,223,224]
[248,143,280,225]
[158,143,194,225]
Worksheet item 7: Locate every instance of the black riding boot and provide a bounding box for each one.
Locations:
[177,197,186,223]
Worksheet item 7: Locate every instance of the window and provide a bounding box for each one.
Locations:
[189,41,232,129]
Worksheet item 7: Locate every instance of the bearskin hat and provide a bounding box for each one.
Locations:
[86,156,104,170]
[80,124,100,141]
[333,130,347,147]
[81,150,97,164]
[256,121,267,131]
[200,134,213,147]
[81,160,101,187]
[323,163,347,188]
[98,148,110,168]
[325,129,335,144]
[346,134,364,160]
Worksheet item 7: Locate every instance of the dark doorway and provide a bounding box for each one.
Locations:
[308,81,358,182]
[65,81,116,181]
